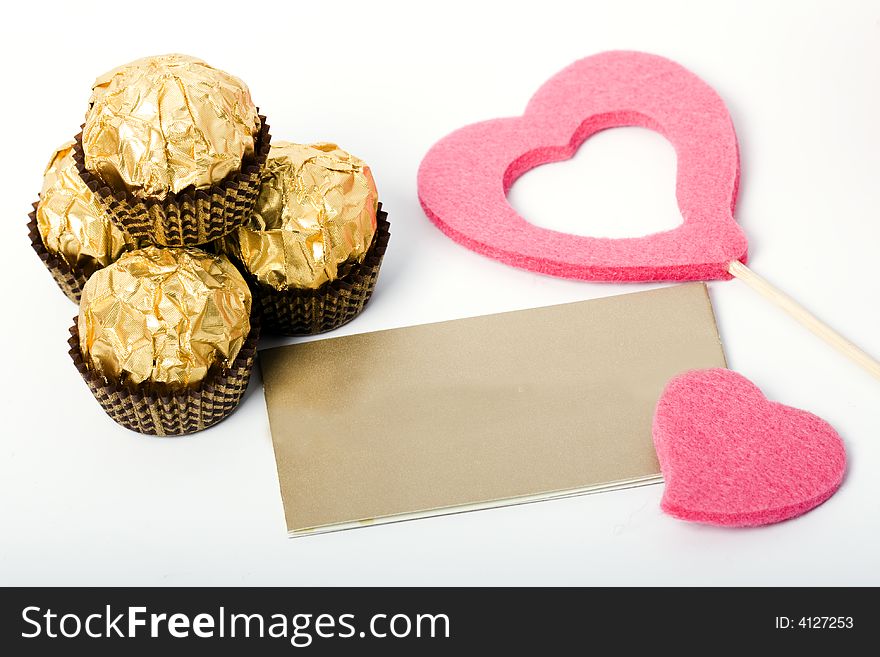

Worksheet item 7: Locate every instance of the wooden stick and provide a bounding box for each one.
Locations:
[728,260,880,380]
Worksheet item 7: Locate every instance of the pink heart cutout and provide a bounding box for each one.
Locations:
[653,369,846,527]
[418,51,749,281]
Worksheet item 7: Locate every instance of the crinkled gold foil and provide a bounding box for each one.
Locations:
[227,142,378,290]
[83,54,259,199]
[36,141,135,276]
[78,246,252,388]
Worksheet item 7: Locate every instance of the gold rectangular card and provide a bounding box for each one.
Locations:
[261,283,726,536]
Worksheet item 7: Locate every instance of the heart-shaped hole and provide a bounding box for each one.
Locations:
[506,127,683,239]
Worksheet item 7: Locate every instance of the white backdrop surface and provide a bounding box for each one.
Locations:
[1,0,878,585]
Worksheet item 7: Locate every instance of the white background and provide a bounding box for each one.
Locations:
[1,0,878,585]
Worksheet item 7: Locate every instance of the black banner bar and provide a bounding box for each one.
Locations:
[0,587,872,653]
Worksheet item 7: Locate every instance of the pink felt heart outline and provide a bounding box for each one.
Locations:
[418,51,749,281]
[653,369,846,527]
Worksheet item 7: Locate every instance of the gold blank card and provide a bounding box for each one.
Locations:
[260,283,726,536]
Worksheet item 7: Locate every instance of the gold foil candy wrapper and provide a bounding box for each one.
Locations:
[83,54,259,199]
[252,205,391,336]
[36,141,135,276]
[78,246,252,388]
[227,142,378,290]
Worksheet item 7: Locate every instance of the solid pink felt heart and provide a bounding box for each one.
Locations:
[652,369,846,527]
[418,51,749,281]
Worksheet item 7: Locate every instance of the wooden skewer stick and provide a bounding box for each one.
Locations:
[728,260,880,380]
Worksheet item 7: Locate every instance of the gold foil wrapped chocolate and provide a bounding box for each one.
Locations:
[82,54,259,199]
[36,141,134,276]
[78,247,252,388]
[228,142,378,290]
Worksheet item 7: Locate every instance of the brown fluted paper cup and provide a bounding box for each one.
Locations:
[72,114,271,247]
[247,205,390,336]
[69,316,261,436]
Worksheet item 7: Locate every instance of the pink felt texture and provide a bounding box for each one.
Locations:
[418,51,749,281]
[652,369,846,527]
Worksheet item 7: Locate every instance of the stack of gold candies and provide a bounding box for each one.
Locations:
[28,54,390,436]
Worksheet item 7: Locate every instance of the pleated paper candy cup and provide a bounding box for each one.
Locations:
[72,114,271,247]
